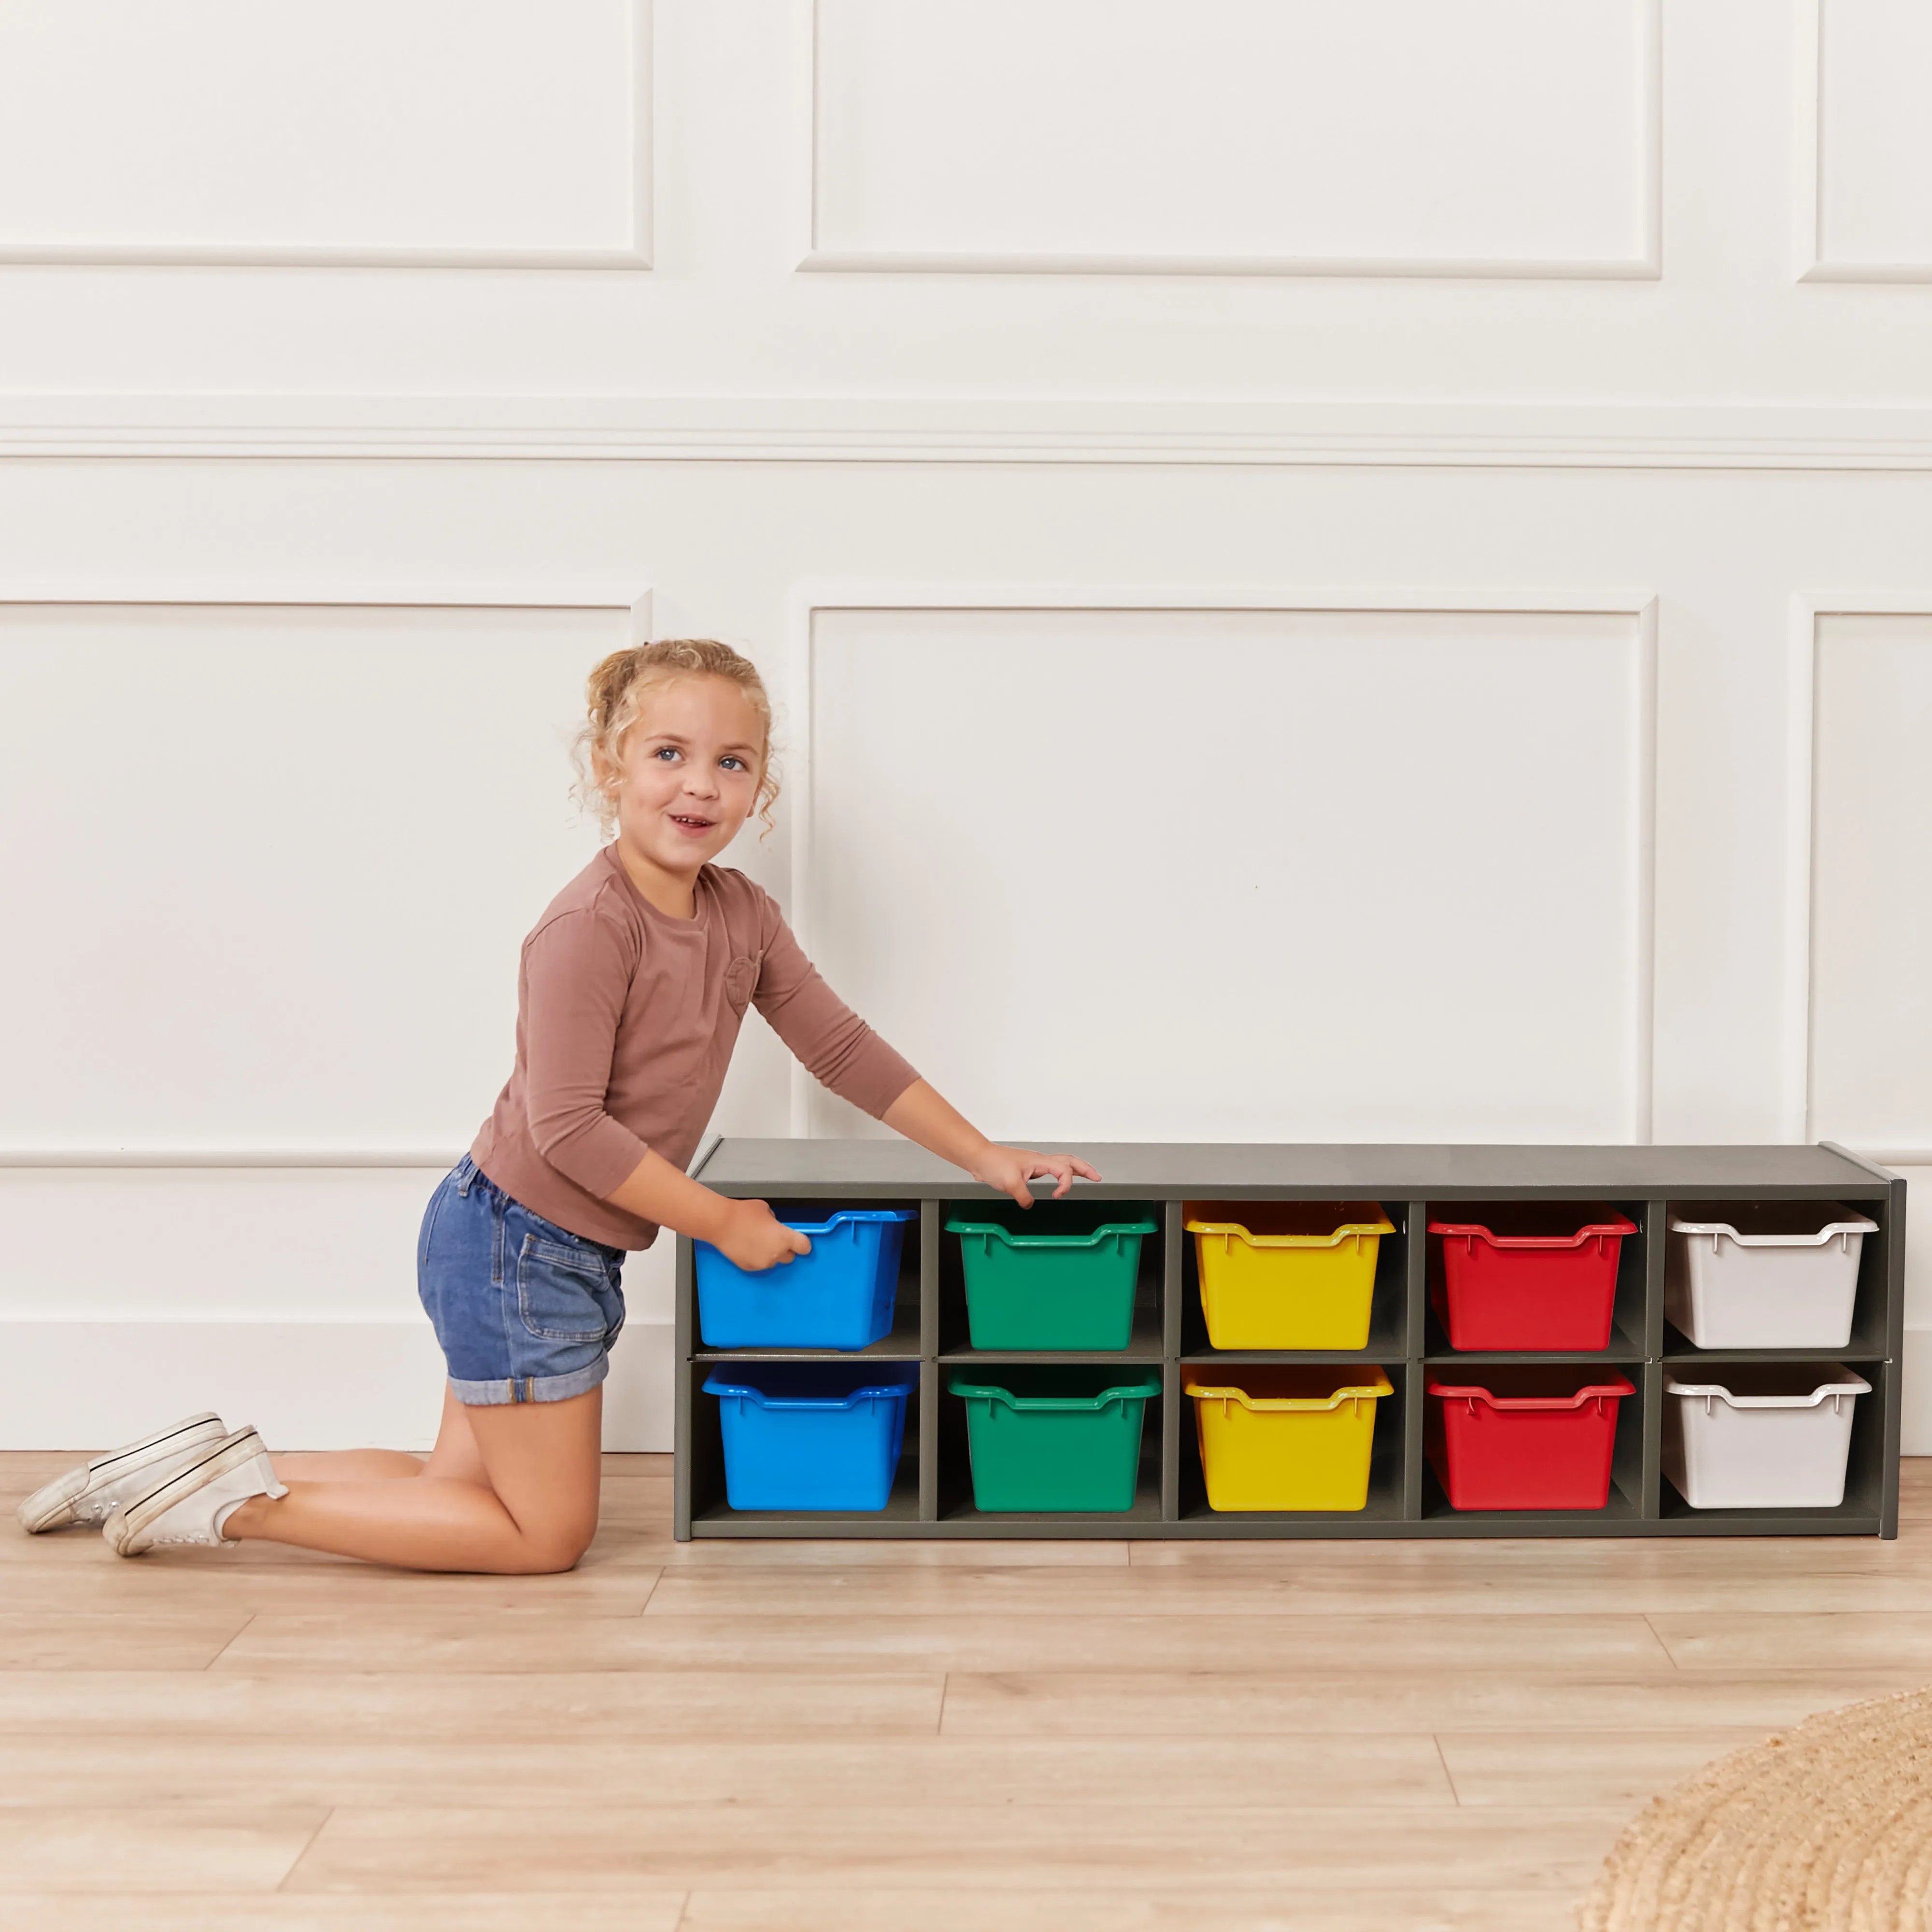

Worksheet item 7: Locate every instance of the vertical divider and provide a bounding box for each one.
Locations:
[672,1233,693,1541]
[1640,1198,1666,1518]
[919,1198,941,1523]
[1161,1199,1183,1521]
[1403,1198,1428,1520]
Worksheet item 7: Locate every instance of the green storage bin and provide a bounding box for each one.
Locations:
[944,1200,1158,1349]
[949,1367,1160,1512]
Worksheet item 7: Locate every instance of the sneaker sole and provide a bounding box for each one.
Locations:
[106,1430,269,1557]
[16,1413,226,1534]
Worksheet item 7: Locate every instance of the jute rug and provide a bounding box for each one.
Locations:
[1581,1685,1932,1932]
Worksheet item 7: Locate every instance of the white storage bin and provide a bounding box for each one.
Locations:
[1663,1366,1870,1509]
[1664,1201,1876,1348]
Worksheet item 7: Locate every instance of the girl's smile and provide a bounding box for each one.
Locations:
[601,673,767,917]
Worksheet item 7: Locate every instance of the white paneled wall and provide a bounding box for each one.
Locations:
[1,0,1930,1450]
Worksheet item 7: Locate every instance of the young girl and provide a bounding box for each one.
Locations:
[20,639,1097,1572]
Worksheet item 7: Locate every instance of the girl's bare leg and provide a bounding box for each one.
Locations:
[272,1449,425,1482]
[222,1385,602,1575]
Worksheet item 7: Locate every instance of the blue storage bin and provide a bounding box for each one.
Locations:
[695,1208,916,1350]
[704,1364,918,1511]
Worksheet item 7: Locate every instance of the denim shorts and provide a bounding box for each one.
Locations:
[417,1156,627,1406]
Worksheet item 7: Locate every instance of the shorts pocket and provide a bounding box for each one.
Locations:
[517,1235,623,1344]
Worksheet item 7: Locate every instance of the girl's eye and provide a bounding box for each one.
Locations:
[720,756,746,772]
[653,746,680,762]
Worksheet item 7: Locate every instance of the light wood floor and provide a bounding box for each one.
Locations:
[5,1456,1932,1932]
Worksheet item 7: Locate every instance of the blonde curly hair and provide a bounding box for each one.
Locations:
[573,639,780,838]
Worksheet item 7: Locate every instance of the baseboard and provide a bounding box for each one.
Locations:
[2,1318,674,1452]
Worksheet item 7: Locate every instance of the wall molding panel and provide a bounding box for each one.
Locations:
[0,585,649,1166]
[804,0,1662,280]
[788,586,1658,1147]
[0,0,653,269]
[1798,0,1932,282]
[1784,595,1932,1149]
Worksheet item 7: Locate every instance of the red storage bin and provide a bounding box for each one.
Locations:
[1427,1370,1634,1510]
[1428,1202,1635,1350]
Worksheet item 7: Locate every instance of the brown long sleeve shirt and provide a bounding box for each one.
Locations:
[470,846,919,1250]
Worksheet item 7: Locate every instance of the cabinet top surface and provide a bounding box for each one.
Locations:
[693,1138,1893,1197]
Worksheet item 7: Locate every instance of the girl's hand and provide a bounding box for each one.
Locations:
[970,1144,1102,1208]
[716,1199,813,1272]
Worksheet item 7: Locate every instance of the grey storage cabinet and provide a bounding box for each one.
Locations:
[674,1141,1906,1541]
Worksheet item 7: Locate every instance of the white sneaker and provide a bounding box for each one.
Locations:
[16,1413,229,1533]
[102,1427,286,1556]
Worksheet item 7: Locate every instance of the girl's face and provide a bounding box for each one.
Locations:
[606,674,765,876]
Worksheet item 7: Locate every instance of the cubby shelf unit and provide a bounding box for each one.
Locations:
[674,1140,1906,1542]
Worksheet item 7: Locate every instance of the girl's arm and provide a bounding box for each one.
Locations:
[882,1079,1099,1207]
[604,1089,1096,1277]
[606,1149,810,1272]
[605,1081,1099,1273]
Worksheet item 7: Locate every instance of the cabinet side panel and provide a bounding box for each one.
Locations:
[673,1233,692,1540]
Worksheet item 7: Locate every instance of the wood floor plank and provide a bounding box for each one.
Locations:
[0,1562,659,1616]
[655,1557,1929,1616]
[213,1608,1673,1675]
[0,1612,253,1671]
[659,1537,1132,1568]
[0,1733,1456,1811]
[938,1667,1929,1735]
[0,1670,944,1739]
[0,1807,326,1893]
[0,1898,685,1932]
[679,1888,1574,1932]
[1649,1610,1932,1669]
[284,1802,1626,1893]
[1122,1542,1932,1607]
[1436,1728,1770,1807]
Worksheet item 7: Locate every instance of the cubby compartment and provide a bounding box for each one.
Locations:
[940,1365,1163,1520]
[695,1197,922,1358]
[684,1359,923,1526]
[1425,1200,1646,1358]
[1423,1366,1642,1519]
[1179,1360,1404,1520]
[1662,1362,1875,1514]
[1663,1200,1887,1359]
[939,1198,1163,1359]
[1181,1201,1407,1362]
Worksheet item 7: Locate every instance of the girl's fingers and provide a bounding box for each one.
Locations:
[1039,1152,1099,1198]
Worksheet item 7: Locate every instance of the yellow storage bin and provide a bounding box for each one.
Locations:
[1185,1366,1392,1511]
[1184,1201,1394,1348]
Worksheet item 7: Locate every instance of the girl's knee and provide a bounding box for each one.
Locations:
[506,1520,595,1574]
